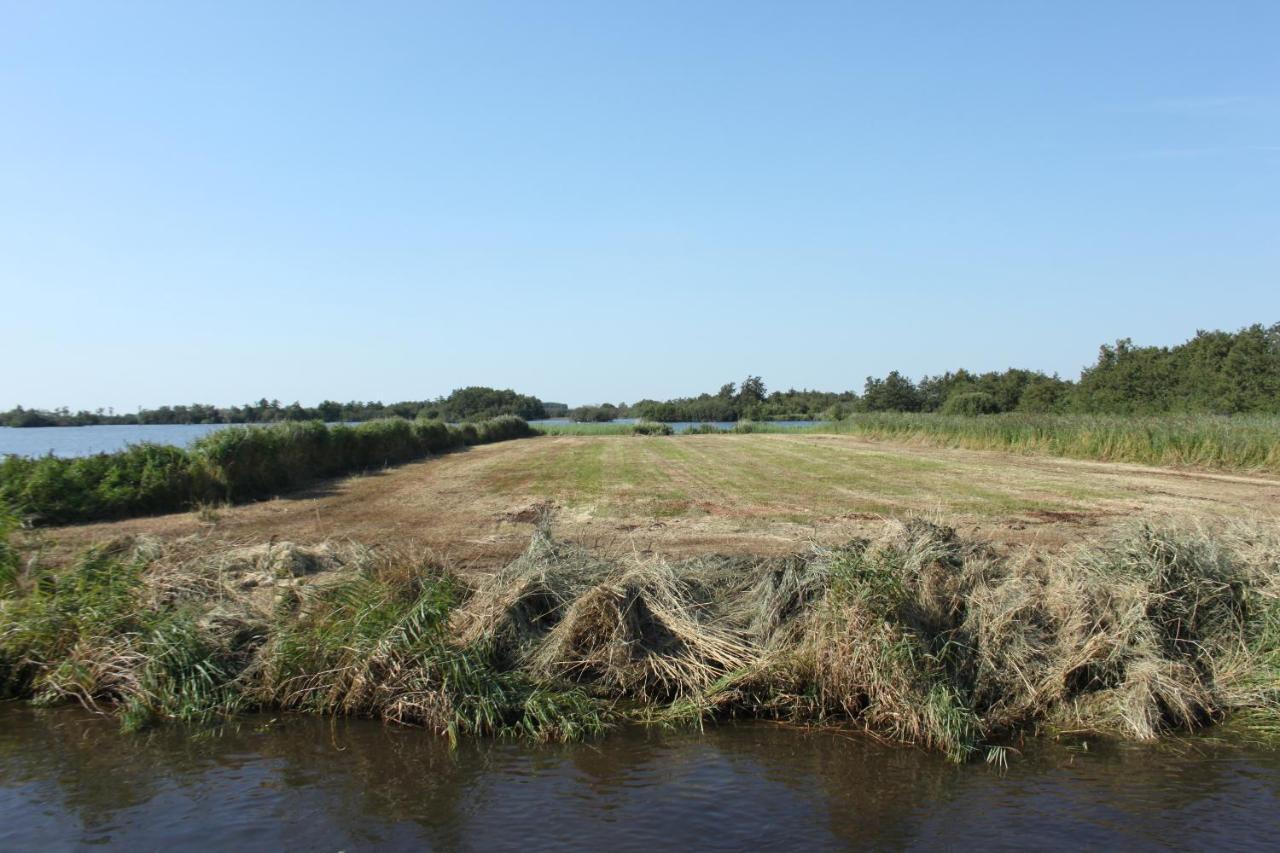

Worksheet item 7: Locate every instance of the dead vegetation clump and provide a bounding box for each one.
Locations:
[2,517,1278,760]
[450,529,609,664]
[528,560,756,701]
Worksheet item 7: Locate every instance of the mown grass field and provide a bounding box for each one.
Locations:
[41,433,1280,566]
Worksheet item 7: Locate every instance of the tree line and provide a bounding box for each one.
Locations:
[854,322,1280,416]
[5,323,1277,428]
[583,322,1280,420]
[1,387,549,428]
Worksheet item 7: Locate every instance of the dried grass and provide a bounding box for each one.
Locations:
[3,516,1279,759]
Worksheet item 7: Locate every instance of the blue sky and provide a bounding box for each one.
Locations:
[2,2,1277,410]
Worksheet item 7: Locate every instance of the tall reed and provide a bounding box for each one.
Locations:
[811,413,1280,474]
[0,416,536,525]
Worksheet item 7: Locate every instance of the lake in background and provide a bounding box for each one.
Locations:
[0,423,239,459]
[0,420,822,458]
[2,705,1277,851]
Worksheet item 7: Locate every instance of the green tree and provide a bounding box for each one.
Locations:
[862,371,923,412]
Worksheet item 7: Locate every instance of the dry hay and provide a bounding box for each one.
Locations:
[529,559,756,701]
[5,515,1279,759]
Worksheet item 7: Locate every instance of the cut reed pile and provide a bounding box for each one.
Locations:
[2,515,1277,761]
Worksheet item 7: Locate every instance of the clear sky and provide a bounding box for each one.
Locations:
[2,2,1277,411]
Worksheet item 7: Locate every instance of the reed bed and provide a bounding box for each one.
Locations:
[1,518,1277,761]
[808,413,1280,474]
[0,415,536,525]
[533,423,637,436]
[534,421,674,436]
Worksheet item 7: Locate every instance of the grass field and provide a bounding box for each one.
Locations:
[39,432,1280,567]
[538,414,1280,475]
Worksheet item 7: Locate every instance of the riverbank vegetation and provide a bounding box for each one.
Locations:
[535,421,676,436]
[0,416,535,525]
[623,322,1280,422]
[538,414,1280,475]
[2,387,551,428]
[7,412,1277,531]
[6,322,1276,429]
[811,413,1280,475]
[2,519,1277,761]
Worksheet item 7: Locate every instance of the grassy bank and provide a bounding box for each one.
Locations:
[0,416,535,525]
[2,518,1277,761]
[806,413,1280,474]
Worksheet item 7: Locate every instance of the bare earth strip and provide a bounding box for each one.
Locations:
[38,434,1280,568]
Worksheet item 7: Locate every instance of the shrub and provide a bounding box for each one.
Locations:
[631,421,674,436]
[1,417,536,525]
[472,415,538,444]
[940,392,1001,416]
[0,445,193,525]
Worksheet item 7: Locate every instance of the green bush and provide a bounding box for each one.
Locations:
[940,392,1001,416]
[0,417,536,525]
[631,421,674,436]
[0,445,193,525]
[472,415,538,444]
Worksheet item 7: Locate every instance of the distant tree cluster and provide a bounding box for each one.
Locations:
[629,323,1280,420]
[568,403,627,422]
[862,368,1074,415]
[413,387,546,422]
[629,376,857,422]
[1,387,548,428]
[1073,324,1280,414]
[5,324,1276,428]
[542,402,570,418]
[857,323,1280,415]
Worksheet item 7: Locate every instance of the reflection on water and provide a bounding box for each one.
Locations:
[2,706,1278,851]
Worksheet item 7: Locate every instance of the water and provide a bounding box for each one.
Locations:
[1,420,823,458]
[2,706,1278,851]
[0,423,238,459]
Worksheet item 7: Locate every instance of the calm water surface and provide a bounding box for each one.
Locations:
[0,424,236,458]
[1,705,1278,851]
[0,421,822,458]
